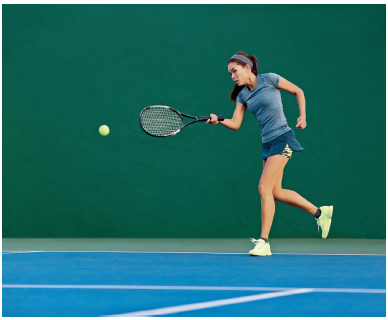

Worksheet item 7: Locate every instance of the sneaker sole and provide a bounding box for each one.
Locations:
[249,252,272,256]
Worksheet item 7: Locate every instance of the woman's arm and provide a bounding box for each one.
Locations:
[278,77,307,129]
[206,102,247,131]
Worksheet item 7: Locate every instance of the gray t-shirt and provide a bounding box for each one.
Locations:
[237,73,291,143]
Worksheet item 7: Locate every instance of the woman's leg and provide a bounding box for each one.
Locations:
[263,159,318,216]
[258,155,290,239]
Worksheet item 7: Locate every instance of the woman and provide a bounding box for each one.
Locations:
[206,51,333,256]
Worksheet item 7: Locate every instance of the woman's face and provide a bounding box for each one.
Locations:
[228,62,250,86]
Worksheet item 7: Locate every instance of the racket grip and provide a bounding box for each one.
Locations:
[198,116,225,122]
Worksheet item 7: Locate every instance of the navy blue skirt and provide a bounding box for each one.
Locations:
[262,129,303,160]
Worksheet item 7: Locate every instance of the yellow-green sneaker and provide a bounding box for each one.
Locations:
[316,205,333,239]
[249,238,272,256]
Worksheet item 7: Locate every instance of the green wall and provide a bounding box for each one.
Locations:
[3,4,386,238]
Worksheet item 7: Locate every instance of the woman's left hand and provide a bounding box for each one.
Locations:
[296,117,307,129]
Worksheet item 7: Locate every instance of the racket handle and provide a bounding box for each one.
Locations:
[197,115,225,122]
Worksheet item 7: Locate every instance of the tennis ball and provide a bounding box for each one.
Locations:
[99,125,110,136]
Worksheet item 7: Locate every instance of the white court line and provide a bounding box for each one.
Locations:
[2,251,385,256]
[2,251,43,254]
[105,289,314,317]
[2,284,385,294]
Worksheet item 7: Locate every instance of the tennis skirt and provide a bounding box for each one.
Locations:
[262,129,303,160]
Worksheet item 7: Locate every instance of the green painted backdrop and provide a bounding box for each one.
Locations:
[3,4,385,238]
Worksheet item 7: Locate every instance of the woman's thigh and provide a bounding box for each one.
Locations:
[259,155,289,191]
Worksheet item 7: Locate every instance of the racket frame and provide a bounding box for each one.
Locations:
[139,105,223,137]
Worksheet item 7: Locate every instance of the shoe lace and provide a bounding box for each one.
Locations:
[250,238,265,249]
[316,219,321,233]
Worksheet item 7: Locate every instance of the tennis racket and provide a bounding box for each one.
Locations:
[139,105,224,137]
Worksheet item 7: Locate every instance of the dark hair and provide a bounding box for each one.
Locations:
[228,51,258,102]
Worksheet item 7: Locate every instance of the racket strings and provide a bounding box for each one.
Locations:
[140,107,183,136]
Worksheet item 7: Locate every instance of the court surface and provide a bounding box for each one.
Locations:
[2,238,386,317]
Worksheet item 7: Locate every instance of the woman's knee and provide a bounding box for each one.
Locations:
[273,189,284,201]
[258,184,273,197]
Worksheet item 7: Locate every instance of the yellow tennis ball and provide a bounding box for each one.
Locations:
[99,125,110,136]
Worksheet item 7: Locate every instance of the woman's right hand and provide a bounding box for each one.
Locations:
[206,114,219,125]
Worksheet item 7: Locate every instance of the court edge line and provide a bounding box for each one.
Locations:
[2,251,43,254]
[105,288,314,317]
[2,284,385,294]
[2,251,386,256]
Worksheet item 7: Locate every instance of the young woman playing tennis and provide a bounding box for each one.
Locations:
[206,51,333,256]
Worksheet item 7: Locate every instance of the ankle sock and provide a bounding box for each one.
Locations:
[314,208,322,219]
[260,237,268,243]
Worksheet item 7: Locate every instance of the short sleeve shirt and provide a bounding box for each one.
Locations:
[237,73,291,143]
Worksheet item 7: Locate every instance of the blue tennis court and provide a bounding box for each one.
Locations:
[2,247,386,317]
